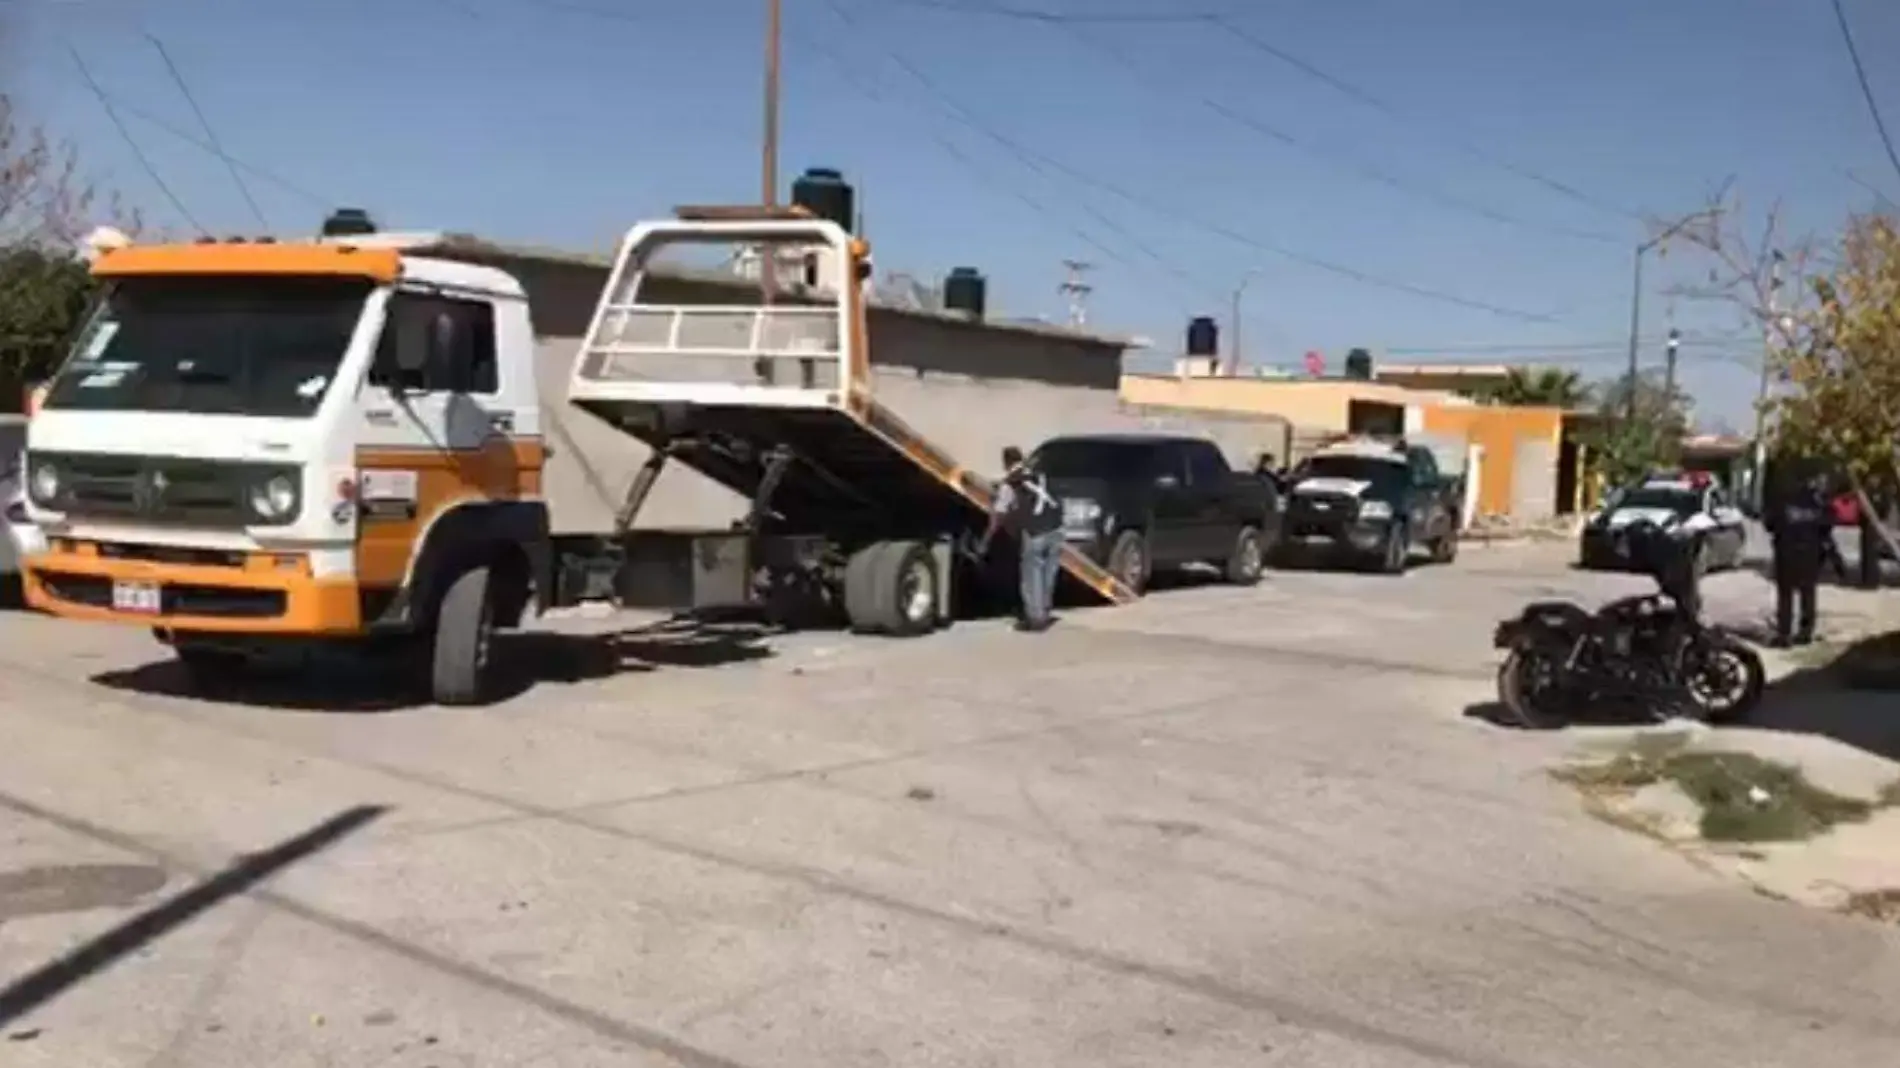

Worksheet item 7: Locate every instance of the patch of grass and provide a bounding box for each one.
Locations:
[1842,888,1900,923]
[1556,742,1894,843]
[1667,752,1874,842]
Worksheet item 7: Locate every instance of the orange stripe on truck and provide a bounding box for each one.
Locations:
[23,548,361,634]
[353,439,546,588]
[92,243,402,283]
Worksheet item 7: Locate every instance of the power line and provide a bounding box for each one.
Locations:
[66,42,207,237]
[143,30,269,230]
[90,91,333,208]
[1207,19,1644,224]
[880,0,1238,23]
[831,8,1558,323]
[893,1,1642,223]
[810,1,1226,312]
[1829,0,1900,189]
[1058,21,1620,246]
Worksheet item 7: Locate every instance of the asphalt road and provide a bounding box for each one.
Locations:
[1,542,1897,1068]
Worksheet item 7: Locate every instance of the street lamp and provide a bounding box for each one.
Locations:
[1624,209,1721,420]
[1663,327,1681,426]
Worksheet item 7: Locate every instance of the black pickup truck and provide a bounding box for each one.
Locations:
[1278,438,1461,573]
[1026,433,1280,596]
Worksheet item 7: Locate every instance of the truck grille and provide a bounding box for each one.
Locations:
[1286,493,1358,524]
[41,453,251,526]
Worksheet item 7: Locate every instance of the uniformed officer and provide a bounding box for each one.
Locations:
[1765,459,1830,647]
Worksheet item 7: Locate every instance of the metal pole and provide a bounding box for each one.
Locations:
[1663,327,1680,425]
[1624,242,1646,422]
[762,0,781,210]
[1229,268,1259,376]
[1229,284,1243,376]
[755,0,782,385]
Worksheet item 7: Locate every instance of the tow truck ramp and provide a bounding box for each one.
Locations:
[562,211,1135,612]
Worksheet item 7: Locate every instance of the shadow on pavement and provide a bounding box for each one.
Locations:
[1736,631,1900,764]
[0,804,385,1029]
[87,616,777,713]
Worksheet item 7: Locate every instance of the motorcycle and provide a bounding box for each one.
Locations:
[1491,520,1765,729]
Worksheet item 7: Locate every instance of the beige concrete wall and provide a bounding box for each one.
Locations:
[1121,374,1464,429]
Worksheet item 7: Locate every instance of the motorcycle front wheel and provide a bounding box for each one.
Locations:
[1498,647,1568,730]
[1683,633,1766,724]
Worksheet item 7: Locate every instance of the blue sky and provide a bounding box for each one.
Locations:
[5,0,1897,427]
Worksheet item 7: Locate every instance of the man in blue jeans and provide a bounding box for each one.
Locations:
[981,445,1063,631]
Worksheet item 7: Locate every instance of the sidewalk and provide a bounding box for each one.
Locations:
[1561,581,1900,914]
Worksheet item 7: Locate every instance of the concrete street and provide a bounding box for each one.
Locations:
[1,541,1898,1068]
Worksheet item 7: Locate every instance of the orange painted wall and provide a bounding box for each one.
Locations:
[1420,404,1563,517]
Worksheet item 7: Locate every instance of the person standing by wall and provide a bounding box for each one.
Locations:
[980,445,1063,632]
[1764,457,1830,647]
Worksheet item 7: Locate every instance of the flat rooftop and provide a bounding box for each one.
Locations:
[408,232,1147,354]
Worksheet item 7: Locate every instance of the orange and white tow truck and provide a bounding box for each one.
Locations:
[19,206,1134,704]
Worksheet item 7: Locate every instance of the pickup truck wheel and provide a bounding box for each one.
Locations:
[1106,530,1149,596]
[431,566,496,706]
[1379,524,1408,575]
[1223,526,1265,586]
[844,541,939,637]
[1430,527,1459,564]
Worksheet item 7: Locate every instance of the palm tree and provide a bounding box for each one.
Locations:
[1467,367,1592,409]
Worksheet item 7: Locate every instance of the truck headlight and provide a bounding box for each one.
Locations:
[1063,498,1102,524]
[246,471,301,524]
[1359,499,1393,520]
[28,460,60,507]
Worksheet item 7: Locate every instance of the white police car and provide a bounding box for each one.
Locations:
[1579,472,1747,572]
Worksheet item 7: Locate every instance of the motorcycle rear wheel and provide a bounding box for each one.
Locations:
[1498,648,1568,730]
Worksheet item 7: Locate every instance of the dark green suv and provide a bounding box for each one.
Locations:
[1278,439,1461,573]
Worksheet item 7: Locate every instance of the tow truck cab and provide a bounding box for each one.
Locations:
[21,218,550,703]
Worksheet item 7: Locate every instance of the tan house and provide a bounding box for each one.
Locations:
[1121,371,1591,520]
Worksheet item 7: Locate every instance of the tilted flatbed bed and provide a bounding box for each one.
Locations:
[553,209,1135,630]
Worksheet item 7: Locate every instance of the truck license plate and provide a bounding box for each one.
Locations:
[111,581,162,614]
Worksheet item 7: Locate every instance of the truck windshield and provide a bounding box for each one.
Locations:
[41,276,371,418]
[1296,455,1410,494]
[1029,440,1158,478]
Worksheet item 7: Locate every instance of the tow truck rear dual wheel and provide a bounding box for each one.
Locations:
[431,565,497,706]
[843,540,940,637]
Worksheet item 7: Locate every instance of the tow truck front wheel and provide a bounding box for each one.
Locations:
[431,566,497,706]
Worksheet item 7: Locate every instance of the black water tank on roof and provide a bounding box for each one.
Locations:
[322,208,376,236]
[1186,316,1218,357]
[944,267,986,319]
[791,168,854,231]
[1344,347,1373,380]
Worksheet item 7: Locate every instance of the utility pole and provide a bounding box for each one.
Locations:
[1059,259,1094,326]
[1229,268,1261,376]
[756,0,782,385]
